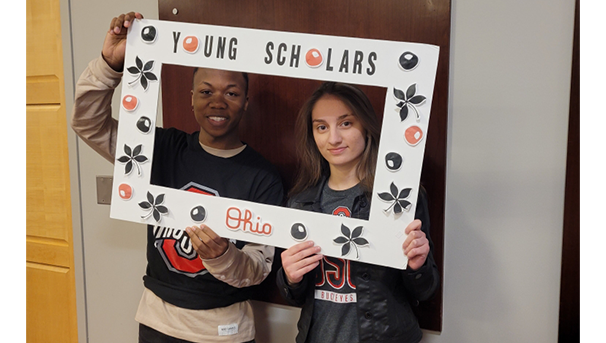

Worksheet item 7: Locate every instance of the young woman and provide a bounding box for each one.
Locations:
[277,82,439,343]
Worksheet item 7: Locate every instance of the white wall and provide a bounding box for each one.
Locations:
[63,0,575,342]
[423,0,574,342]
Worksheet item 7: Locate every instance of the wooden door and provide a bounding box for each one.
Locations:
[159,0,450,331]
[26,0,78,341]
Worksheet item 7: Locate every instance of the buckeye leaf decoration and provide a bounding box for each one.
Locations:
[138,191,169,222]
[116,144,148,176]
[333,224,369,259]
[127,56,157,90]
[378,182,412,214]
[394,83,426,122]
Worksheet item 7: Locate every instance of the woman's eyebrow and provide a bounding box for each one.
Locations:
[312,113,353,123]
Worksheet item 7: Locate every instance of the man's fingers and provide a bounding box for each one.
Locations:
[112,14,125,34]
[198,224,220,240]
[124,12,144,20]
[196,225,226,249]
[185,226,228,259]
[109,12,143,34]
[185,226,203,248]
[123,12,143,28]
[187,226,214,248]
[109,17,117,32]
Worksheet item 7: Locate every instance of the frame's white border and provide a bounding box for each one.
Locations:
[110,19,439,269]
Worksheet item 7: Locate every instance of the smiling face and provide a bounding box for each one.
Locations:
[311,94,367,177]
[191,68,249,149]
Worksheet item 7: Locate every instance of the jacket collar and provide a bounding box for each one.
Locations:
[291,177,371,219]
[292,176,328,204]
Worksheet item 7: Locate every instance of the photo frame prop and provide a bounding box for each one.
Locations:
[110,19,439,270]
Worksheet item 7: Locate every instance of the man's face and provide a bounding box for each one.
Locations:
[191,68,249,149]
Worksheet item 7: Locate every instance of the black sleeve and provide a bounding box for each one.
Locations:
[276,266,310,307]
[401,186,440,302]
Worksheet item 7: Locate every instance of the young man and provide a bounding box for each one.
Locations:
[71,12,284,343]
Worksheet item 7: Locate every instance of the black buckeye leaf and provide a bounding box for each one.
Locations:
[139,201,152,209]
[155,193,165,206]
[390,182,398,198]
[135,56,143,70]
[394,203,402,214]
[143,60,154,72]
[398,200,411,210]
[144,72,157,81]
[398,188,412,199]
[353,237,369,246]
[134,155,148,163]
[352,226,363,239]
[147,191,154,204]
[378,192,395,201]
[153,209,160,222]
[117,156,130,163]
[124,144,132,156]
[409,95,426,105]
[340,224,351,238]
[141,76,148,90]
[133,144,142,156]
[341,243,351,256]
[125,161,133,174]
[394,88,406,100]
[127,66,140,74]
[156,205,168,214]
[334,236,348,244]
[399,106,409,122]
[406,84,417,100]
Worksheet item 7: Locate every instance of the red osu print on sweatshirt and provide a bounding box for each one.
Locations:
[154,182,219,277]
[314,206,356,291]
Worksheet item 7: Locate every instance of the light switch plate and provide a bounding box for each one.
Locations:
[96,176,113,205]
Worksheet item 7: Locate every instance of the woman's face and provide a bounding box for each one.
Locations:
[311,94,367,172]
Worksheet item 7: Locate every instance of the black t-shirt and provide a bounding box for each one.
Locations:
[143,127,284,310]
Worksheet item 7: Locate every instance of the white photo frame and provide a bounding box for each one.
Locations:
[110,19,439,269]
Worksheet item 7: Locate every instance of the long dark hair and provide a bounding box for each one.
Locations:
[289,82,380,198]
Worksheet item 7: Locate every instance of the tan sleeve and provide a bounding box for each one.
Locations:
[70,55,123,163]
[202,243,275,288]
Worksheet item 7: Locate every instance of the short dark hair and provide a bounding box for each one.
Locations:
[192,67,249,96]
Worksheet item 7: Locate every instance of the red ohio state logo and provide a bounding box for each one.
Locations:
[225,207,272,236]
[333,206,351,217]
